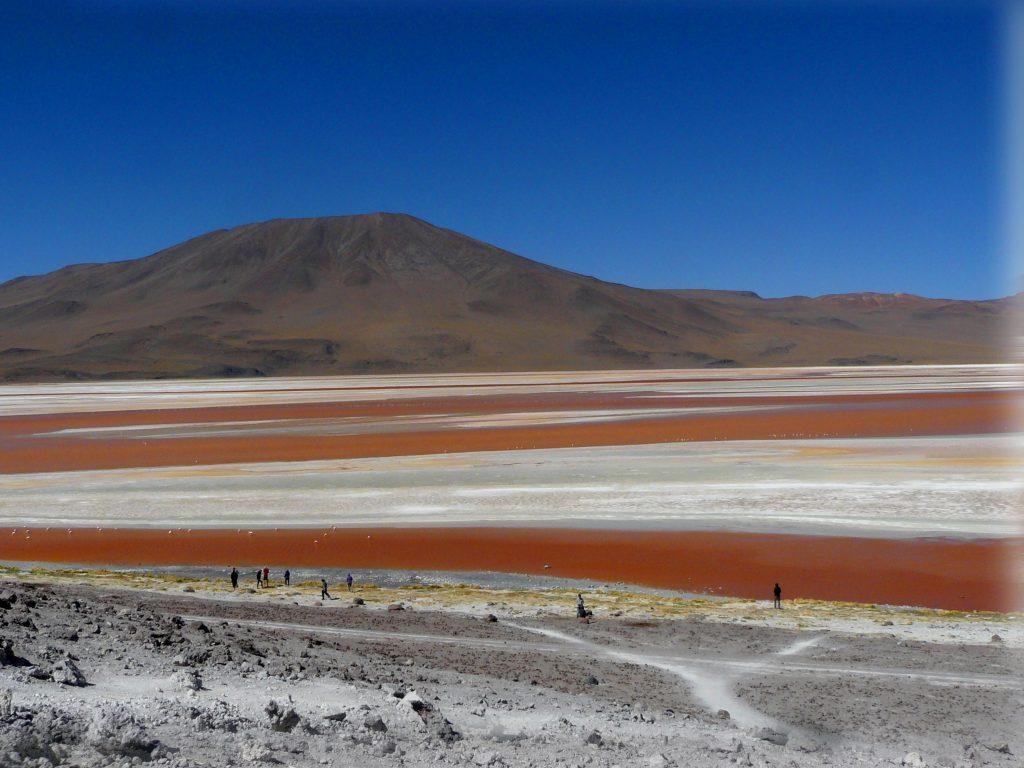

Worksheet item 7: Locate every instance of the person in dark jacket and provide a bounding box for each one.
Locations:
[230,567,238,589]
[773,583,782,609]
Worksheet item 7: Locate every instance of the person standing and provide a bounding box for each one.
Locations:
[346,573,354,591]
[256,569,262,589]
[773,582,782,609]
[263,566,270,587]
[230,567,238,589]
[284,569,290,587]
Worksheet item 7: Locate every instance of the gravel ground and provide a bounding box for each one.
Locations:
[1,577,1022,768]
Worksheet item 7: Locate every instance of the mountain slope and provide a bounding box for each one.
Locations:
[0,214,1012,380]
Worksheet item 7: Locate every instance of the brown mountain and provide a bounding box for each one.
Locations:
[0,214,1013,380]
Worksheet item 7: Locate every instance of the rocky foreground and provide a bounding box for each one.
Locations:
[0,575,1021,768]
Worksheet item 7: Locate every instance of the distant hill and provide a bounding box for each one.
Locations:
[0,214,1013,380]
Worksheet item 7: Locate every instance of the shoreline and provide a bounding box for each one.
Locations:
[3,525,1021,612]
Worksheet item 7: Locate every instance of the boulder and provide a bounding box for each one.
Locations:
[240,741,276,763]
[398,691,427,717]
[434,717,461,744]
[88,706,161,760]
[172,668,203,691]
[264,700,300,732]
[188,700,247,733]
[0,639,29,667]
[755,727,788,746]
[363,713,388,732]
[52,658,87,687]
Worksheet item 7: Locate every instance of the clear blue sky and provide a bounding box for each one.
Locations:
[0,1,1005,298]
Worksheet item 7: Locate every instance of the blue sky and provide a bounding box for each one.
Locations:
[0,1,1005,298]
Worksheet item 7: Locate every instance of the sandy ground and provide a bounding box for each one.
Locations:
[0,568,1022,768]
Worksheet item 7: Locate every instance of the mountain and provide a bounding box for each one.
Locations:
[0,214,1013,380]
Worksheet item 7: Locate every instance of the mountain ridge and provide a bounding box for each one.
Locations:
[0,214,1013,381]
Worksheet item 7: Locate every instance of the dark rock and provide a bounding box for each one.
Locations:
[363,714,388,732]
[265,700,300,732]
[0,639,30,667]
[434,718,461,743]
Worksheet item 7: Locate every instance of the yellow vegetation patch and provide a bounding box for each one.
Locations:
[1,564,1020,631]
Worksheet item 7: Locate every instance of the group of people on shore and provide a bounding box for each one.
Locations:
[228,566,289,589]
[227,567,784,613]
[229,566,354,596]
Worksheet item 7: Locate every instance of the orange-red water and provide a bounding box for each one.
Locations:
[0,390,1011,474]
[1,386,1019,611]
[2,526,1020,612]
